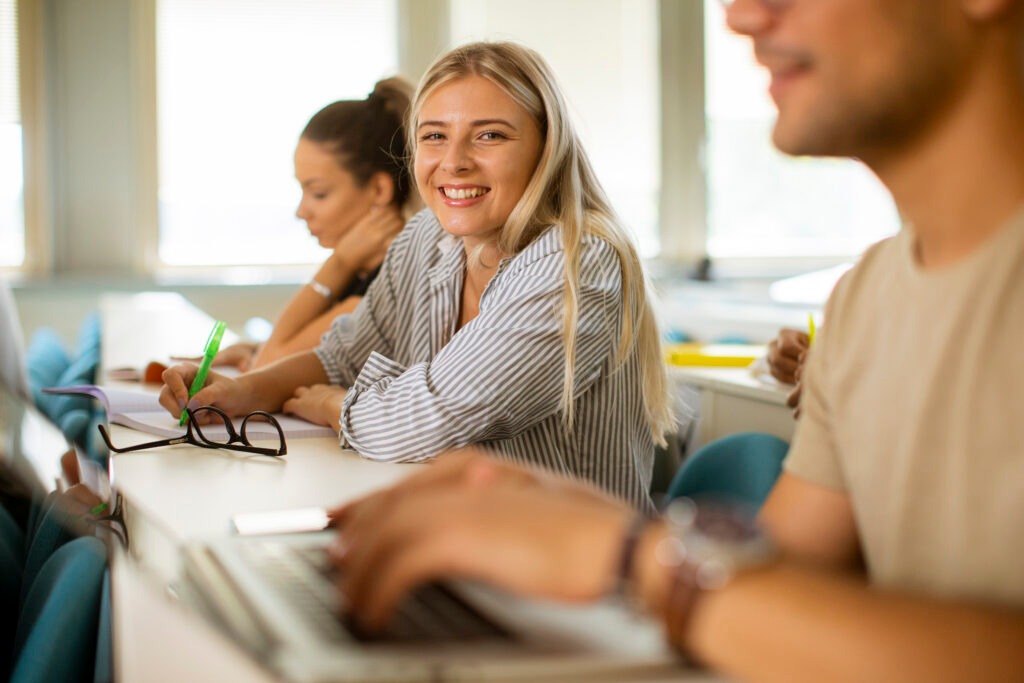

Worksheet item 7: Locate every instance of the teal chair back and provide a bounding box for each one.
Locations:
[26,328,72,418]
[93,569,113,683]
[25,313,107,464]
[21,495,77,605]
[665,432,789,510]
[11,536,108,683]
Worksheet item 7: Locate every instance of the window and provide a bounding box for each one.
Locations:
[449,0,661,257]
[703,1,900,261]
[16,3,902,278]
[156,0,398,267]
[0,0,23,267]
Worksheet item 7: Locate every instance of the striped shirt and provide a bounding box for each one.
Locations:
[315,209,655,510]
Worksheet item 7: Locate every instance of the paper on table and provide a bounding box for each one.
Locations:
[42,385,335,441]
[231,507,330,535]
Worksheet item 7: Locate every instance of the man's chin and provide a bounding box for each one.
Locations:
[772,118,853,160]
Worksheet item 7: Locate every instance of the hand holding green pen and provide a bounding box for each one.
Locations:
[180,320,227,425]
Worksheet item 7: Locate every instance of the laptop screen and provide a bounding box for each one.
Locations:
[0,376,71,500]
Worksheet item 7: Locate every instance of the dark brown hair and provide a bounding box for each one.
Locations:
[301,77,414,209]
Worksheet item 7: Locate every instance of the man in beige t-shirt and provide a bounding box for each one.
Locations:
[322,1,1024,681]
[787,216,1024,605]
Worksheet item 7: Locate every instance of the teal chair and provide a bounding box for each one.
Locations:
[93,569,113,683]
[5,496,112,683]
[10,536,108,683]
[21,495,78,605]
[25,328,72,418]
[25,314,107,463]
[665,432,789,511]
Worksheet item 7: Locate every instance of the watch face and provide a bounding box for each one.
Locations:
[665,497,760,541]
[663,497,775,588]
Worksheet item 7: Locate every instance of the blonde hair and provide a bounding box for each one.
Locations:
[409,41,673,445]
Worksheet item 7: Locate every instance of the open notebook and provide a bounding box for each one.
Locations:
[41,385,335,441]
[182,530,686,683]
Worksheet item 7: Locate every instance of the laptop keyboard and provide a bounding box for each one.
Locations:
[240,540,509,644]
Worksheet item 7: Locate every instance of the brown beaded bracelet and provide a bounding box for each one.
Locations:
[615,512,653,608]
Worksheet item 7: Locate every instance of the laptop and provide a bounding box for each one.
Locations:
[0,377,74,499]
[182,523,686,682]
[0,376,109,509]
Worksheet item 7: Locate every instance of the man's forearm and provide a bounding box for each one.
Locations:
[689,563,1024,683]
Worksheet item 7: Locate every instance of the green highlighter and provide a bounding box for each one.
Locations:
[180,320,227,426]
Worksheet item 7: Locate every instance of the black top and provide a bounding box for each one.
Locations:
[337,266,381,301]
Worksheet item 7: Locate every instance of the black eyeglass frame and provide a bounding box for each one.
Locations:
[97,405,288,457]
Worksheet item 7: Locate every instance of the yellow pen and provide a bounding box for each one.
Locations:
[808,313,817,347]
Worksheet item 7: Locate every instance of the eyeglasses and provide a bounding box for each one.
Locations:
[87,493,130,549]
[97,405,288,457]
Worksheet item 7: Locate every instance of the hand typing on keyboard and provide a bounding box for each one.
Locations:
[328,449,635,633]
[250,536,506,643]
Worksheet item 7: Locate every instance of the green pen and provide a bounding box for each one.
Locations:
[180,320,227,426]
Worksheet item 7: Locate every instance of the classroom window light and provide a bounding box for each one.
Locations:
[0,0,24,267]
[449,0,661,258]
[703,0,900,260]
[156,0,398,267]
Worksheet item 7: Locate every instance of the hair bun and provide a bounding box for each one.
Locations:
[369,76,415,118]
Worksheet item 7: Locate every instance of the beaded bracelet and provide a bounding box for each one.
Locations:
[615,511,653,609]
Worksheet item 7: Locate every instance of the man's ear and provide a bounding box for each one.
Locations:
[369,172,396,206]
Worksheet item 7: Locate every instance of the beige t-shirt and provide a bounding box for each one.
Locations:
[786,207,1024,606]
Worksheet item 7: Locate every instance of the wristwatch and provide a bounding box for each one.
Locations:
[657,497,776,659]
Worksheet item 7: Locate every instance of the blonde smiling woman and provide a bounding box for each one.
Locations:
[160,42,673,511]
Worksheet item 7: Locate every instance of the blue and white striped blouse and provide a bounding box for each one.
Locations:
[315,209,655,510]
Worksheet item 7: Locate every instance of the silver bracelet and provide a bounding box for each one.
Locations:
[308,279,333,299]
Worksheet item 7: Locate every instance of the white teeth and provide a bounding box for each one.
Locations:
[443,187,487,199]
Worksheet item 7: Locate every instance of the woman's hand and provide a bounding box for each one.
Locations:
[158,363,255,421]
[282,384,346,430]
[330,448,634,632]
[333,205,405,274]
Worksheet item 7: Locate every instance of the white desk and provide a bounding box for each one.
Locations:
[98,292,426,679]
[108,425,422,683]
[108,422,421,582]
[99,292,240,378]
[672,366,796,449]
